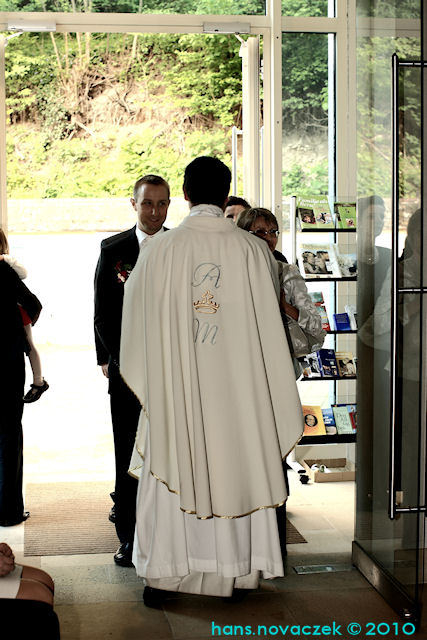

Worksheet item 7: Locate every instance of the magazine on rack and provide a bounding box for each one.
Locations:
[298,243,341,278]
[302,405,327,436]
[309,291,330,331]
[335,351,357,377]
[301,352,322,378]
[332,405,354,434]
[334,202,357,229]
[344,304,357,329]
[321,408,337,435]
[296,195,334,229]
[336,252,357,277]
[316,349,339,377]
[333,312,352,331]
[335,403,357,432]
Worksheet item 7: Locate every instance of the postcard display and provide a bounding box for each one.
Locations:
[292,196,357,445]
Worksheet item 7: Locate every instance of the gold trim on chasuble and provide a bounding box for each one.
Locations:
[150,471,286,519]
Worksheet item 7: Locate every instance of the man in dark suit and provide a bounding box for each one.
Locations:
[0,260,42,526]
[94,174,170,566]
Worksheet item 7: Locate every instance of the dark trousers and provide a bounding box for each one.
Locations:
[109,367,141,544]
[0,352,25,522]
[276,462,290,560]
[0,600,60,640]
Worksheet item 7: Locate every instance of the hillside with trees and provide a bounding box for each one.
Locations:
[3,0,333,201]
[2,0,422,204]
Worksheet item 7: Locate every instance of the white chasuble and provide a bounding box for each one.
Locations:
[120,211,303,592]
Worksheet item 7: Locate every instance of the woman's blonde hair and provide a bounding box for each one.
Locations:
[236,207,278,231]
[0,228,9,255]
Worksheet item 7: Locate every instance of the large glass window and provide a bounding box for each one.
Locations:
[0,0,266,14]
[282,32,330,200]
[357,0,420,18]
[280,30,333,264]
[282,0,332,17]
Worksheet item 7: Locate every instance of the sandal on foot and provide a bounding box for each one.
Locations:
[23,380,49,403]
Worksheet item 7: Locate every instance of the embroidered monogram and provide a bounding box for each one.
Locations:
[193,290,219,314]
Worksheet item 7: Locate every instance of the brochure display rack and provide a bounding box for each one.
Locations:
[290,195,357,445]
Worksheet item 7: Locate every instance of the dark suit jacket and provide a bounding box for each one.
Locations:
[94,227,140,369]
[94,225,169,371]
[1,261,42,358]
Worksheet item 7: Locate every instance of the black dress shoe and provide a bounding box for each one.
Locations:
[0,511,30,527]
[113,542,133,567]
[143,586,166,609]
[108,504,116,523]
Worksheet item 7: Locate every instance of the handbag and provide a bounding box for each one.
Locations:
[282,314,312,358]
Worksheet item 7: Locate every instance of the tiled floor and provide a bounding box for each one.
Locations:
[1,346,426,639]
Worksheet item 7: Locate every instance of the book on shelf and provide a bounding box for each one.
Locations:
[335,351,357,377]
[332,404,354,434]
[336,251,357,277]
[298,243,341,278]
[334,403,357,433]
[321,408,337,435]
[317,304,331,331]
[301,352,322,378]
[334,202,357,229]
[309,292,331,331]
[333,312,352,331]
[316,348,339,377]
[344,304,357,329]
[309,291,324,305]
[296,195,334,229]
[302,405,327,436]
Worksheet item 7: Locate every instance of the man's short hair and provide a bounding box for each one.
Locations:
[236,207,278,232]
[226,196,251,209]
[183,156,231,208]
[133,174,170,200]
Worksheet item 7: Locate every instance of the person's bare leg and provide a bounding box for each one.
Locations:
[16,566,54,604]
[20,566,54,593]
[24,324,43,385]
[16,579,54,605]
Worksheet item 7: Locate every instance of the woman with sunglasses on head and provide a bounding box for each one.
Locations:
[236,207,325,374]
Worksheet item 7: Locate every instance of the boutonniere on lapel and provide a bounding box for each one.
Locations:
[115,261,132,283]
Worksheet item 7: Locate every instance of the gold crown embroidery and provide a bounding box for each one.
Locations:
[193,290,219,314]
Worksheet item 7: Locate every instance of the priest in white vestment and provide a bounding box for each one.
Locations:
[120,156,303,604]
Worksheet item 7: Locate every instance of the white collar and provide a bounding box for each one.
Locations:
[189,204,224,218]
[135,225,165,245]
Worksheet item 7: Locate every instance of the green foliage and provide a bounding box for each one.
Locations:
[6,123,231,198]
[5,34,53,122]
[36,85,74,148]
[283,159,328,196]
[160,34,243,127]
[0,0,264,12]
[282,0,328,17]
[282,32,328,129]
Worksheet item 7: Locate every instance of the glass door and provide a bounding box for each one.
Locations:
[353,0,426,623]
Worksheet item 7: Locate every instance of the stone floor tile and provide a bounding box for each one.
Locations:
[55,602,174,640]
[163,592,299,639]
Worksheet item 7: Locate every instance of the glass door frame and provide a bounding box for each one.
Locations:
[352,8,424,624]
